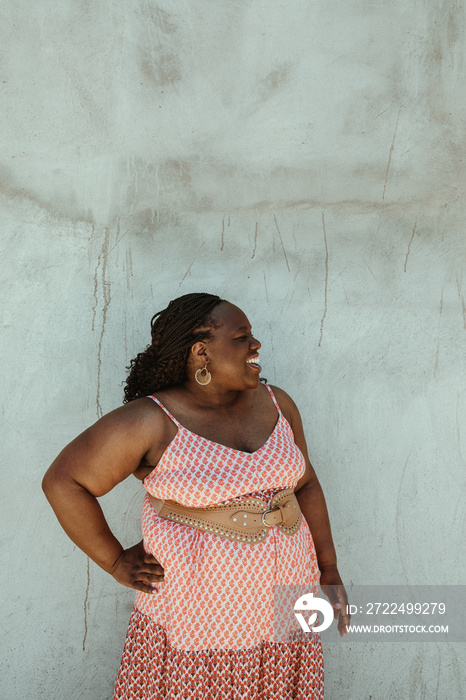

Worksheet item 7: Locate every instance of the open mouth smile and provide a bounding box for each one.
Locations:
[245,355,261,372]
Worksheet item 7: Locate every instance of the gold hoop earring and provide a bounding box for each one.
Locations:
[195,364,211,385]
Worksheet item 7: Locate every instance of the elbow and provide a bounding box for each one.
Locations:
[42,468,59,501]
[295,474,319,495]
[42,467,52,495]
[41,466,75,502]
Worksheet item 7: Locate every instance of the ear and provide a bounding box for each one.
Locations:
[190,341,209,363]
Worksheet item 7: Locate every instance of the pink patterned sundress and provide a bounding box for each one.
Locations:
[113,384,324,699]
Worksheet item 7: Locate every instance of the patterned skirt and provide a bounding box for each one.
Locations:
[113,607,324,700]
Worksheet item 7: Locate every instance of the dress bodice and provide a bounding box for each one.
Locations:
[143,384,306,507]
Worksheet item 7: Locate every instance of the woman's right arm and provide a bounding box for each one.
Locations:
[42,399,166,594]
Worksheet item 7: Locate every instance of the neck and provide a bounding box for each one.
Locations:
[180,381,242,409]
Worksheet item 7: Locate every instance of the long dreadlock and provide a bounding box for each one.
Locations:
[123,293,224,403]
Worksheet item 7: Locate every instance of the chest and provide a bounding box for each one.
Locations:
[176,409,280,454]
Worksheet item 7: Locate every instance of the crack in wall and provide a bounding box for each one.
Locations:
[221,214,225,251]
[404,221,417,272]
[395,452,411,584]
[328,265,348,288]
[286,289,295,311]
[363,258,377,280]
[455,272,462,299]
[95,227,111,419]
[252,222,258,259]
[318,212,329,347]
[82,557,90,651]
[433,340,440,377]
[91,262,99,333]
[382,106,401,201]
[108,224,133,256]
[263,270,269,302]
[433,286,445,378]
[273,214,290,272]
[178,243,205,287]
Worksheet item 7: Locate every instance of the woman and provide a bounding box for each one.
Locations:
[43,292,349,699]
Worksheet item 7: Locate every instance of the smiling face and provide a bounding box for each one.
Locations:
[189,302,262,391]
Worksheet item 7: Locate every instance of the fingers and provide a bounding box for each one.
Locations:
[321,583,351,636]
[321,584,344,618]
[139,552,165,580]
[337,603,351,637]
[142,556,165,576]
[137,568,165,583]
[128,560,165,584]
[137,541,162,563]
[111,543,166,592]
[139,541,165,575]
[133,580,161,595]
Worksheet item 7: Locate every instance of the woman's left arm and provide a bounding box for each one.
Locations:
[271,385,351,636]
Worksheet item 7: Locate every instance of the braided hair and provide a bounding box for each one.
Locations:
[123,292,225,403]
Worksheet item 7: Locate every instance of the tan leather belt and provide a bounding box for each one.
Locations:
[147,488,302,545]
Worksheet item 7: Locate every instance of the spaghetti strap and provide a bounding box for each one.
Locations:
[147,395,183,429]
[264,383,282,414]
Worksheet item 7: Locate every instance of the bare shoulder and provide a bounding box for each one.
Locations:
[106,395,166,423]
[267,384,300,412]
[60,396,175,468]
[44,396,176,497]
[85,396,168,439]
[268,384,312,470]
[267,384,302,426]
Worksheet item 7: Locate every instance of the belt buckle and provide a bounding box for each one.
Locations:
[261,506,278,527]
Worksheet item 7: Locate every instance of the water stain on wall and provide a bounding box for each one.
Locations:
[141,52,182,87]
[0,163,93,224]
[138,1,182,87]
[257,61,294,102]
[138,2,178,35]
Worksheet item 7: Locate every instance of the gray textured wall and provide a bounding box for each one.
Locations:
[1,1,465,698]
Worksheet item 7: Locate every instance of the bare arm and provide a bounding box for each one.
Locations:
[271,385,350,635]
[42,399,167,593]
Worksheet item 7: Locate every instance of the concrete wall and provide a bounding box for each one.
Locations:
[1,1,465,698]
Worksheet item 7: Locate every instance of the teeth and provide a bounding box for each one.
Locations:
[246,358,259,364]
